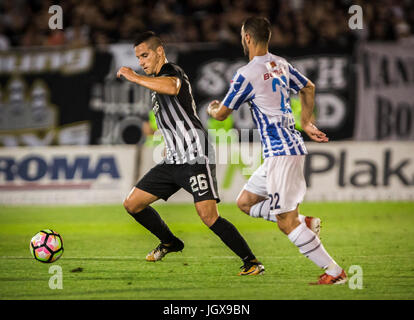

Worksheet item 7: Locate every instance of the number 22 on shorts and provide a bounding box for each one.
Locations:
[268,192,281,210]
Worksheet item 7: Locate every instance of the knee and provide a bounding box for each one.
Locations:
[123,198,144,214]
[236,196,251,215]
[198,210,218,227]
[123,198,134,214]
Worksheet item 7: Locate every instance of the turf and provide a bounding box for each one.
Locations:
[0,202,413,300]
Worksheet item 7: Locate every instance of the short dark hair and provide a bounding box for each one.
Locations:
[242,17,271,44]
[133,31,163,50]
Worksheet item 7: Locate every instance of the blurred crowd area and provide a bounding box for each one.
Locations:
[1,0,414,50]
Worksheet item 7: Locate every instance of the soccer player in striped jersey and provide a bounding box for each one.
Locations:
[117,31,264,275]
[208,17,346,285]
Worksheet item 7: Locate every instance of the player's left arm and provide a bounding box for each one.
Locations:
[288,63,328,143]
[299,80,328,143]
[207,100,233,121]
[117,67,181,95]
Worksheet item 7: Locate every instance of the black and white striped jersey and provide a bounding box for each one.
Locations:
[151,62,213,164]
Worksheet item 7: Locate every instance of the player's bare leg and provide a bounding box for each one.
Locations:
[123,187,184,262]
[236,189,321,237]
[123,187,159,213]
[194,199,219,227]
[236,189,267,217]
[274,206,301,235]
[277,206,346,285]
[195,199,264,275]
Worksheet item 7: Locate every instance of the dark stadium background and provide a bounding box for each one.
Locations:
[1,0,413,146]
[0,0,413,303]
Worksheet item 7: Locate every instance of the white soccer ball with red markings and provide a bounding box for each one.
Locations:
[30,230,64,263]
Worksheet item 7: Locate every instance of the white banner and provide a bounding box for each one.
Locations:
[138,142,414,203]
[0,145,137,205]
[355,43,414,140]
[3,142,411,205]
[303,142,414,201]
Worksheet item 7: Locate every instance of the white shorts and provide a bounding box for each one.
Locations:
[243,155,307,215]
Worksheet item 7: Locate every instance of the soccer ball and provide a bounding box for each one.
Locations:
[30,229,64,263]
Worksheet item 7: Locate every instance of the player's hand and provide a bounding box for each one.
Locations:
[207,100,220,116]
[117,67,136,82]
[302,122,329,143]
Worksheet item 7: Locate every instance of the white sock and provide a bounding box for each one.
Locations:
[288,223,342,276]
[249,199,306,224]
[249,198,275,221]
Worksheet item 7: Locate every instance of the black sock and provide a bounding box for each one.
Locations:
[209,216,256,262]
[127,206,176,244]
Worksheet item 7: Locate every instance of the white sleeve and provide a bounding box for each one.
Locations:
[288,63,309,94]
[221,71,254,110]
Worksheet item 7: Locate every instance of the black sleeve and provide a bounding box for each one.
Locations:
[157,63,184,81]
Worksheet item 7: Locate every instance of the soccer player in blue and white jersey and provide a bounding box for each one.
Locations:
[207,17,346,285]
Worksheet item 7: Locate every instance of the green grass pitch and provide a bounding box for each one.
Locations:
[0,202,413,300]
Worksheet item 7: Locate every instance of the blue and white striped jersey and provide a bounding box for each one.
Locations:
[222,52,310,158]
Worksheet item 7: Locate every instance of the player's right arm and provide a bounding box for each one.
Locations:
[117,67,181,96]
[207,100,233,121]
[207,70,253,121]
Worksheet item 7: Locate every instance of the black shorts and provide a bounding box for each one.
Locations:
[136,161,220,203]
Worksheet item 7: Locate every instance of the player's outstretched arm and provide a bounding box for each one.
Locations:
[207,100,233,121]
[299,81,329,143]
[117,67,181,95]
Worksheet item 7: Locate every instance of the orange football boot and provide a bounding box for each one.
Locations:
[310,269,347,285]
